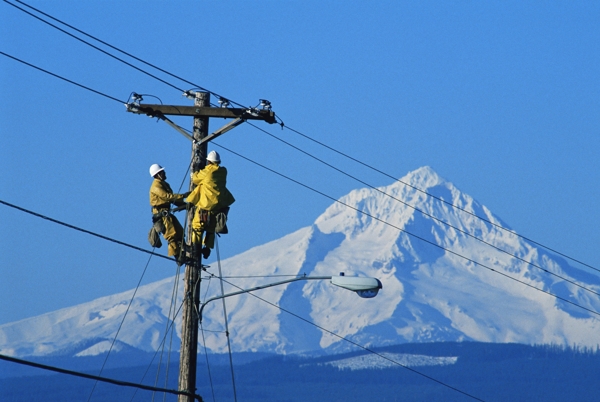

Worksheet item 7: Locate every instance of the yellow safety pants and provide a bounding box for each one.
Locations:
[191,209,216,249]
[161,214,184,257]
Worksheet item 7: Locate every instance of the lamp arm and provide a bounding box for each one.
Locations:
[198,275,332,322]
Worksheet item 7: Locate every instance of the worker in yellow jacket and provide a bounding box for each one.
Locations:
[149,163,188,263]
[186,151,235,259]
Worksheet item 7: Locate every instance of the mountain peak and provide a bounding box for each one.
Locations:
[2,167,600,358]
[401,166,446,190]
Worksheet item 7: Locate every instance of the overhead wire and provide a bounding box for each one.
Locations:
[0,51,125,104]
[247,122,600,299]
[128,295,186,402]
[211,142,600,319]
[0,199,177,263]
[5,37,594,301]
[199,271,485,402]
[86,246,155,402]
[3,148,598,401]
[4,154,595,399]
[149,161,196,402]
[3,142,595,330]
[199,277,218,402]
[281,123,598,273]
[5,0,593,277]
[215,238,238,402]
[5,0,248,108]
[4,2,597,397]
[0,353,201,401]
[151,265,182,402]
[3,0,187,94]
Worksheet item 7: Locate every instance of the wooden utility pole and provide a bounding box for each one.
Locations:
[126,93,275,402]
[177,91,209,402]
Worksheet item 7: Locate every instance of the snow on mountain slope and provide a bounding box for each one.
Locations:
[2,166,600,358]
[319,352,459,370]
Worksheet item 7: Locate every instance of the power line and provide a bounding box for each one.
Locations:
[6,0,591,278]
[211,142,600,319]
[201,270,485,402]
[281,124,598,273]
[6,0,248,109]
[0,354,201,401]
[248,122,600,299]
[0,199,177,263]
[214,238,238,402]
[3,0,186,95]
[0,51,124,104]
[1,169,592,398]
[87,249,155,402]
[2,147,598,320]
[129,292,186,402]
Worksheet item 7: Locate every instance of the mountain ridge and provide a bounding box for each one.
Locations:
[2,166,600,358]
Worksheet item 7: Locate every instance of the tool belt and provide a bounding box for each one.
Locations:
[152,209,171,223]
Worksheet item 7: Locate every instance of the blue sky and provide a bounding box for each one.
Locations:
[1,1,599,325]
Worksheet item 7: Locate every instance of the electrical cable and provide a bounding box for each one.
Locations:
[3,155,595,323]
[199,277,218,402]
[282,123,599,273]
[3,0,186,94]
[0,353,201,401]
[161,266,183,402]
[248,123,600,299]
[6,0,248,109]
[86,247,154,402]
[129,295,186,402]
[198,322,217,402]
[199,272,484,402]
[2,155,598,320]
[7,0,590,279]
[1,167,591,400]
[0,51,125,104]
[153,119,600,315]
[215,238,238,402]
[0,199,178,263]
[211,142,600,319]
[151,265,182,402]
[2,10,595,390]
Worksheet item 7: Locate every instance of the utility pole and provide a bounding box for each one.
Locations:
[126,93,275,402]
[177,91,209,402]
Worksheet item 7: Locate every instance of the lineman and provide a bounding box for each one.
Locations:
[149,163,188,264]
[186,151,235,259]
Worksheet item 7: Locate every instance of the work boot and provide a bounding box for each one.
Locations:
[201,247,211,259]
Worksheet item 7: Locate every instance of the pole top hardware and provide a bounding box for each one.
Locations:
[125,103,276,124]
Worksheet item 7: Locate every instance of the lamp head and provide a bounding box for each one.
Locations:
[330,274,382,298]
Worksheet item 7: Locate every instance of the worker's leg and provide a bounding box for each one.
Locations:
[163,215,183,257]
[203,232,215,249]
[203,213,217,249]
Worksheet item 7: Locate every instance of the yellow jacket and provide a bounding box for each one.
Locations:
[186,163,235,211]
[149,179,185,213]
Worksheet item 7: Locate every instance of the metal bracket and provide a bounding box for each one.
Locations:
[196,118,244,145]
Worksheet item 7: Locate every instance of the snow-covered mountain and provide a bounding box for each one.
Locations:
[2,166,600,358]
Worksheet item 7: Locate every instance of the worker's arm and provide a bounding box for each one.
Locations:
[191,169,208,185]
[150,181,185,206]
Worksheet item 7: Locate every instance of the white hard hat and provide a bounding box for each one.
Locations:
[149,163,165,177]
[207,151,221,163]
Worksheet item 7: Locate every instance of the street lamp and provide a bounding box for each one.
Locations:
[198,272,383,323]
